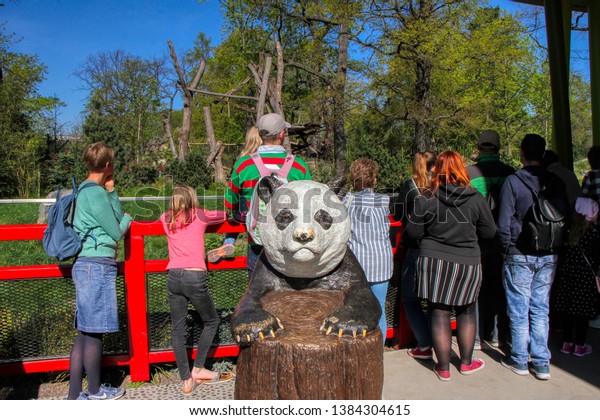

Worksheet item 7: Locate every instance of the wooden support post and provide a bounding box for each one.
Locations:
[544,0,574,169]
[590,0,600,146]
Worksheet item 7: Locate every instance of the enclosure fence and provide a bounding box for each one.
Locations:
[0,218,410,381]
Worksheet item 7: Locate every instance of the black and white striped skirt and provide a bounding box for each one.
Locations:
[416,256,482,306]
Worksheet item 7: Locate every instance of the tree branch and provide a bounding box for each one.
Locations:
[187,88,258,101]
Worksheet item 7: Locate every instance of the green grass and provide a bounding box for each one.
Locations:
[0,191,246,266]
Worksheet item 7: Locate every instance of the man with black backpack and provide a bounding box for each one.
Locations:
[467,130,514,351]
[498,134,570,381]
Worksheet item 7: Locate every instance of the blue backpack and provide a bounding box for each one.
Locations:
[42,178,96,261]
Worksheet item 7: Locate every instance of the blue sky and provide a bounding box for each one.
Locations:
[2,0,590,130]
[2,0,224,128]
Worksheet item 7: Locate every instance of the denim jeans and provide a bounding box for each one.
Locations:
[503,254,557,367]
[401,248,432,349]
[369,280,389,345]
[167,269,220,380]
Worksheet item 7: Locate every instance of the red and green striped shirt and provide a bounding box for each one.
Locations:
[225,147,311,215]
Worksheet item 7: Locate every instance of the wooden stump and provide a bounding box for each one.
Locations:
[234,290,383,400]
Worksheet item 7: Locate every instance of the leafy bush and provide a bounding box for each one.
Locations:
[164,151,213,189]
[40,142,89,195]
[118,162,159,189]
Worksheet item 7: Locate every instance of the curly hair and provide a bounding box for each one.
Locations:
[349,158,379,192]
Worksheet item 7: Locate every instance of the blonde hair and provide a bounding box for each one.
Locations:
[411,151,436,190]
[83,142,115,172]
[349,158,379,191]
[165,185,198,232]
[239,126,262,157]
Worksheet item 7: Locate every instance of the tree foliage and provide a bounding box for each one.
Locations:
[0,25,61,197]
[0,3,593,197]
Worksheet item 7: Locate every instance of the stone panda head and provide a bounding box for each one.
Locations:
[258,178,350,278]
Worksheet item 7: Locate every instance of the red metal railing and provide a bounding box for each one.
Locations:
[0,217,410,382]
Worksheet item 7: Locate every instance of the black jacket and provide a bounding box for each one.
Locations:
[497,165,568,256]
[390,178,420,248]
[405,183,497,265]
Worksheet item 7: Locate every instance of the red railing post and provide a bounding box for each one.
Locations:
[123,232,150,382]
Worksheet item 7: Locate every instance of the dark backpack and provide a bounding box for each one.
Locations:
[515,173,569,253]
[42,179,96,261]
[486,179,502,221]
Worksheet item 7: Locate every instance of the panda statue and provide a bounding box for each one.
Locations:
[230,177,382,345]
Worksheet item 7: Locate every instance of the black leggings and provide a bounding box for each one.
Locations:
[67,331,104,399]
[562,314,589,346]
[430,301,477,371]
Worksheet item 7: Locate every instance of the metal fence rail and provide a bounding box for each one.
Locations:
[0,218,409,381]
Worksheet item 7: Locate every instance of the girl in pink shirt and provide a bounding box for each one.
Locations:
[160,185,233,395]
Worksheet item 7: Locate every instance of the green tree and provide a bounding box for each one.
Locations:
[75,50,167,164]
[0,25,60,197]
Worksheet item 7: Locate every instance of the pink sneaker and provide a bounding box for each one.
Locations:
[434,364,450,382]
[573,344,592,357]
[407,347,433,360]
[460,357,485,375]
[560,342,574,354]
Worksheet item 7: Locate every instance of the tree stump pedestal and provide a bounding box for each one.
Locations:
[234,290,383,400]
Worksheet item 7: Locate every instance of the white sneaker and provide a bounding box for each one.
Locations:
[589,316,600,329]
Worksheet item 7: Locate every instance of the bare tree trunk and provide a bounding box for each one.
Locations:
[273,41,284,116]
[333,22,349,180]
[162,95,178,159]
[168,40,206,161]
[203,107,226,183]
[413,57,434,154]
[256,56,272,120]
[274,41,292,154]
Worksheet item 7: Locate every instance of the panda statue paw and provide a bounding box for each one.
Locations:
[320,315,370,338]
[231,309,283,345]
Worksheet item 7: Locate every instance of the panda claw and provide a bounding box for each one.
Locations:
[236,335,241,343]
[319,321,326,331]
[353,330,357,338]
[338,329,343,337]
[362,329,367,337]
[259,332,264,340]
[246,334,251,342]
[326,326,332,335]
[277,319,284,329]
[270,330,276,338]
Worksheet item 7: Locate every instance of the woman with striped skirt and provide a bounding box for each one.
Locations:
[405,151,496,381]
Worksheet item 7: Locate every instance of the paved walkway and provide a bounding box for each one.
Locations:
[101,326,600,401]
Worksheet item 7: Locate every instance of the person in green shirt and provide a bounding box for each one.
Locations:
[467,130,515,351]
[66,142,131,400]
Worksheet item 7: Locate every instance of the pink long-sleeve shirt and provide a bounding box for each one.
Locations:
[160,209,228,270]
